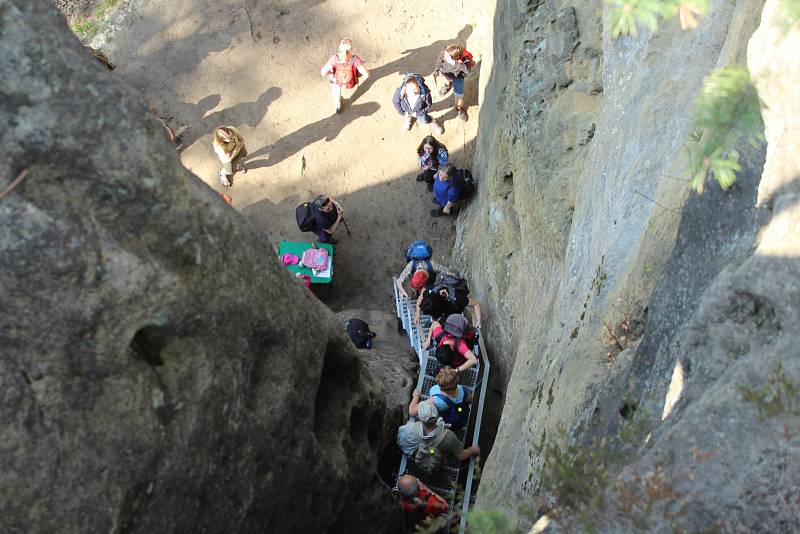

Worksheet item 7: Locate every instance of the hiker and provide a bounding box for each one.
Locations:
[213,126,247,187]
[320,38,369,114]
[422,314,479,373]
[311,194,344,244]
[396,402,480,478]
[395,257,457,300]
[408,367,471,430]
[415,286,482,327]
[392,74,444,134]
[431,163,465,217]
[433,44,475,122]
[416,136,449,192]
[397,474,449,526]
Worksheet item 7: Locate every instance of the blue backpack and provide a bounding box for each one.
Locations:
[433,393,470,430]
[405,240,433,274]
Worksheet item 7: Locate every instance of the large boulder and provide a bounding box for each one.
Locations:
[0,1,401,532]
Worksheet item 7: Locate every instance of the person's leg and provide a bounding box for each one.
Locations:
[233,146,248,173]
[439,73,454,96]
[330,82,342,113]
[453,78,467,121]
[219,159,233,187]
[418,113,444,135]
[404,114,415,131]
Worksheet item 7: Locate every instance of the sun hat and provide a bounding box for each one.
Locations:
[443,314,469,337]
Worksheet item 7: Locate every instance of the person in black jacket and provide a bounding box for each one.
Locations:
[392,75,444,134]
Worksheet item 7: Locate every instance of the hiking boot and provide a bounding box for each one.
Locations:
[430,208,444,217]
[439,82,452,96]
[335,107,342,114]
[429,120,444,135]
[416,173,426,182]
[403,116,414,131]
[457,107,468,122]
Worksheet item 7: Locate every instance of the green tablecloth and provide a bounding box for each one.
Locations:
[278,240,335,284]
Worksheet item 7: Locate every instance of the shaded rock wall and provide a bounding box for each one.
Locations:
[455,0,799,529]
[0,1,401,532]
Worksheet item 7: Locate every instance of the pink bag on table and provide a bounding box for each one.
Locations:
[301,248,329,271]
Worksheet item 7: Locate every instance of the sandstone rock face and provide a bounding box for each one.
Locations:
[458,0,798,530]
[0,2,401,532]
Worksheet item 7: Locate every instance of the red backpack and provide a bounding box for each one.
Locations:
[335,56,359,88]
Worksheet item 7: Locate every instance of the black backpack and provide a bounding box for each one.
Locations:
[446,168,476,201]
[433,274,470,303]
[295,202,316,232]
[346,318,376,349]
[433,393,471,430]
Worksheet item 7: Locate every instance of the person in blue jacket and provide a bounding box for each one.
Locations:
[392,74,444,135]
[431,163,463,217]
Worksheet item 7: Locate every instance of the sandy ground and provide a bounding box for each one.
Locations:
[102,0,487,311]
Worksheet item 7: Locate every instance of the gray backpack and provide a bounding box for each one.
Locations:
[411,422,448,474]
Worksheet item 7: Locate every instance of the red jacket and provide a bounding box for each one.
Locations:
[401,483,448,521]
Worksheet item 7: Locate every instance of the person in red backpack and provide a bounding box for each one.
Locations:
[397,474,449,527]
[320,38,370,114]
[433,44,475,122]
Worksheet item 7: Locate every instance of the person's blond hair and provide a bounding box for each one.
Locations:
[436,366,459,392]
[338,38,353,52]
[214,126,235,145]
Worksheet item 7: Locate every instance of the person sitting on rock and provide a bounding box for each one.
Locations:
[311,195,344,244]
[422,314,478,373]
[414,285,481,327]
[320,38,370,114]
[396,402,479,476]
[213,126,247,187]
[431,164,464,217]
[392,74,444,134]
[397,473,449,527]
[395,257,457,300]
[416,136,449,192]
[433,44,475,122]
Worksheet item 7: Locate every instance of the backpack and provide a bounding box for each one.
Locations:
[412,422,448,474]
[302,248,329,270]
[433,393,471,430]
[433,274,470,303]
[446,168,476,201]
[295,203,316,232]
[405,240,433,274]
[346,318,375,349]
[335,55,359,87]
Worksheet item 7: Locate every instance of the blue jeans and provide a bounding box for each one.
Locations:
[443,74,465,97]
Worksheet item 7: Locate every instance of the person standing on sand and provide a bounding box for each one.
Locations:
[320,38,370,114]
[213,126,247,188]
[392,74,444,135]
[433,44,475,122]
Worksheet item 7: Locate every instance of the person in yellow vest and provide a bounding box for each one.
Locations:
[212,126,247,187]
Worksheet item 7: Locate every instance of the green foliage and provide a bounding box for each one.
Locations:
[739,363,800,420]
[69,0,120,41]
[467,509,515,534]
[607,0,709,38]
[783,0,800,27]
[686,66,764,193]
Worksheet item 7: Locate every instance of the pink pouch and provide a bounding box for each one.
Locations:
[301,248,329,271]
[281,253,300,265]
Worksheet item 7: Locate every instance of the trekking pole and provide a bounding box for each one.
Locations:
[432,71,439,91]
[341,216,352,235]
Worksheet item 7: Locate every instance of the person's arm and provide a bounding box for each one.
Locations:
[320,56,335,77]
[356,63,369,80]
[408,389,422,416]
[438,148,449,167]
[468,296,482,329]
[414,291,424,324]
[422,322,440,349]
[392,88,406,115]
[455,445,480,461]
[457,349,478,372]
[430,261,456,277]
[395,262,412,298]
[433,50,445,75]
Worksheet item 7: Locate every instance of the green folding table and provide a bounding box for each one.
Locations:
[278,240,335,284]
